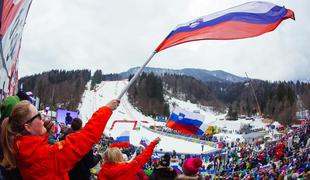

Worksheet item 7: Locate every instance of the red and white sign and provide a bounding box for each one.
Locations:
[0,0,32,98]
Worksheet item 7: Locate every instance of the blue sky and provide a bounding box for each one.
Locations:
[19,0,310,81]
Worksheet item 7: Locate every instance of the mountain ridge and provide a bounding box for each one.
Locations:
[119,67,248,83]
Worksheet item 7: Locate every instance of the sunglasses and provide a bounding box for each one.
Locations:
[24,113,42,124]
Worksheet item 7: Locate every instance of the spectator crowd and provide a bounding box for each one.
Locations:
[0,93,309,179]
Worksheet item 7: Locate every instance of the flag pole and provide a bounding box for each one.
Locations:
[117,51,157,99]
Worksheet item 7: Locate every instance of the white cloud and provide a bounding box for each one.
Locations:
[19,0,310,81]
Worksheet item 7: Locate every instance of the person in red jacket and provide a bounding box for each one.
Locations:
[275,142,285,160]
[0,99,119,180]
[98,137,160,180]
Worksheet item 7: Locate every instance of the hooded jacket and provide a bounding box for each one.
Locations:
[98,140,158,180]
[68,150,101,180]
[0,96,22,180]
[13,106,112,180]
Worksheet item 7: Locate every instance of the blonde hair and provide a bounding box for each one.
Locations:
[0,100,32,169]
[103,148,124,163]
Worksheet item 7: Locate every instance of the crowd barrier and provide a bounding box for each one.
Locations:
[142,125,218,148]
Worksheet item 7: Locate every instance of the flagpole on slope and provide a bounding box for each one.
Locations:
[117,51,157,99]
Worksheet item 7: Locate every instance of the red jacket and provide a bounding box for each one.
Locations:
[14,106,112,180]
[98,140,157,180]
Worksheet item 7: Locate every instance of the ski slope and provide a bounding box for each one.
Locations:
[79,80,267,153]
[79,80,218,154]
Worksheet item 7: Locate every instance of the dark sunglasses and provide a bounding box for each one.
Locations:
[24,113,42,124]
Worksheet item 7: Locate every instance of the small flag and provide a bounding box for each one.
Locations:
[109,131,130,148]
[139,137,150,148]
[166,106,206,135]
[171,163,183,174]
[259,164,271,172]
[152,155,160,163]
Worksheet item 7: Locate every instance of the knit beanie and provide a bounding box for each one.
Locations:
[0,96,20,121]
[182,158,203,176]
[159,153,171,167]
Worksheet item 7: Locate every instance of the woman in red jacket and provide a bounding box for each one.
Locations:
[98,137,160,180]
[0,99,119,180]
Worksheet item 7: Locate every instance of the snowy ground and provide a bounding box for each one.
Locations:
[78,80,268,154]
[79,80,218,154]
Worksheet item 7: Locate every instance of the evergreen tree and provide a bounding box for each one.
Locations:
[19,69,91,110]
[91,70,103,90]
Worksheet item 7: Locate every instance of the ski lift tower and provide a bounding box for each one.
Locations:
[245,72,262,117]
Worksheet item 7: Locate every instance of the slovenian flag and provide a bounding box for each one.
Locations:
[171,164,183,174]
[152,155,160,163]
[155,1,295,52]
[166,106,207,135]
[259,164,271,172]
[139,137,150,148]
[109,131,131,148]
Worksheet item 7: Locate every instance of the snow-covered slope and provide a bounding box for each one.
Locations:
[78,80,267,154]
[79,80,219,154]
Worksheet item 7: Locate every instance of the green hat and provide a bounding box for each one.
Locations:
[0,96,20,121]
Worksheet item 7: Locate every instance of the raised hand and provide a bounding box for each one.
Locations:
[153,137,161,144]
[105,99,120,111]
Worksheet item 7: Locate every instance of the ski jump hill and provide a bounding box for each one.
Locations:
[78,80,222,154]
